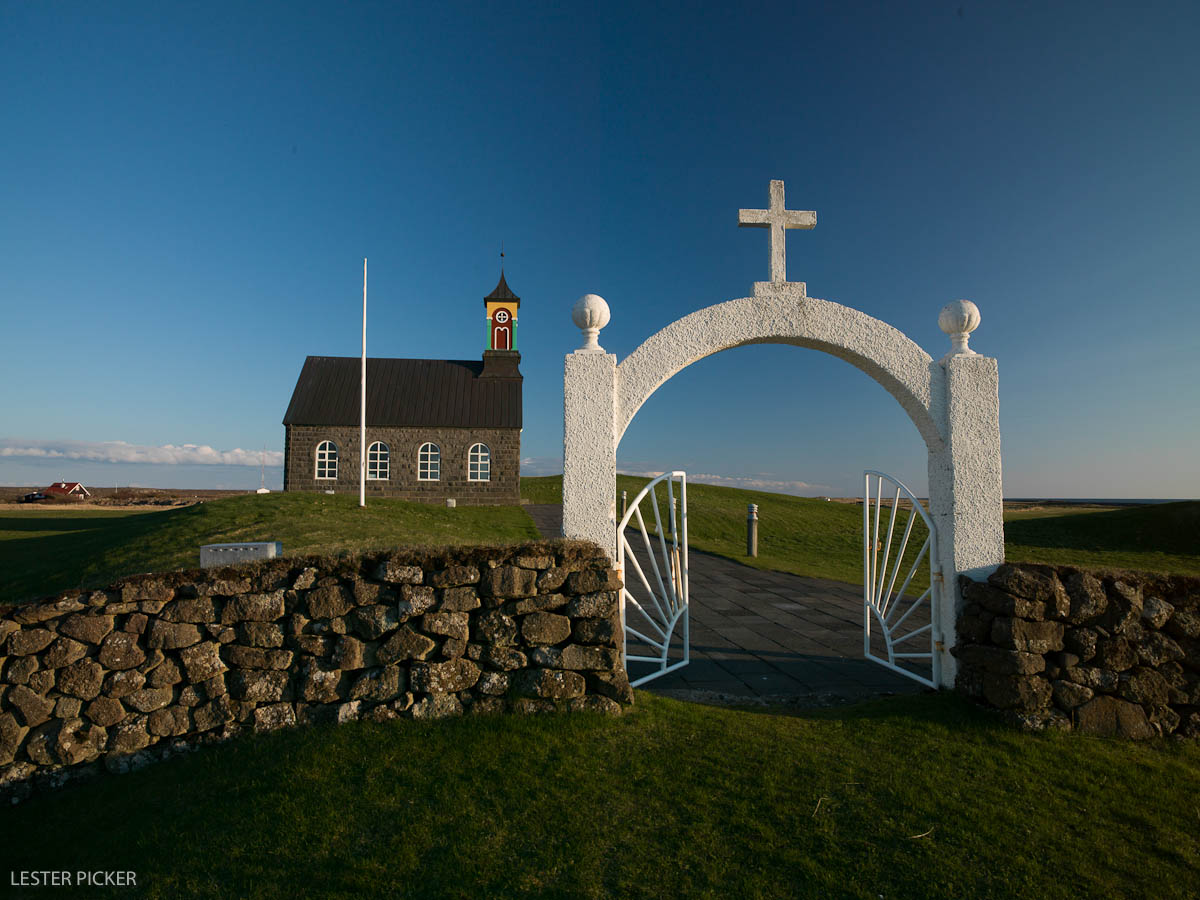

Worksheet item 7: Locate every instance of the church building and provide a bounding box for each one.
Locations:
[282,273,522,504]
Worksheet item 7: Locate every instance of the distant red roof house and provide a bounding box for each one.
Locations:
[44,482,91,499]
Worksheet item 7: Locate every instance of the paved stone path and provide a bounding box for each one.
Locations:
[524,503,924,706]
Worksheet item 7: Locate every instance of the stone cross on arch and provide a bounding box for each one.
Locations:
[738,179,816,286]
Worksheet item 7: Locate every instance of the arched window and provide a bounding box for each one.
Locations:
[418,442,440,481]
[315,440,338,480]
[367,441,389,480]
[468,443,491,481]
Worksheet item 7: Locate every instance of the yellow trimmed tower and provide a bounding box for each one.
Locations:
[485,271,520,351]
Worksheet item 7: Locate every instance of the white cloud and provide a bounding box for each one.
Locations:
[0,439,283,467]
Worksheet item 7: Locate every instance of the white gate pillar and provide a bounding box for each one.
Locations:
[562,295,619,561]
[928,302,1005,687]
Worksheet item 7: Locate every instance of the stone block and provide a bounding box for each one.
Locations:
[410,658,481,693]
[481,566,538,600]
[536,568,569,592]
[473,611,517,645]
[12,596,85,624]
[307,583,353,619]
[1073,695,1154,739]
[332,636,368,670]
[1137,631,1184,667]
[1100,580,1143,634]
[510,698,556,715]
[982,674,1052,710]
[1051,679,1094,710]
[565,569,622,595]
[147,706,191,737]
[950,645,1045,675]
[300,663,344,703]
[348,604,401,640]
[348,666,406,702]
[515,555,554,570]
[253,703,296,733]
[439,587,481,612]
[476,672,509,696]
[1093,636,1137,672]
[0,712,27,765]
[146,657,184,687]
[377,626,437,664]
[124,613,148,634]
[85,697,127,728]
[410,693,463,719]
[531,644,621,671]
[145,619,201,648]
[481,646,527,671]
[8,628,55,656]
[58,614,115,645]
[238,622,285,648]
[1167,609,1200,640]
[429,566,480,587]
[55,696,82,718]
[192,696,234,731]
[990,618,1064,654]
[1141,596,1175,630]
[515,668,586,700]
[230,669,290,703]
[103,669,146,698]
[1117,668,1170,707]
[222,644,293,670]
[566,591,618,618]
[180,641,228,681]
[221,591,286,624]
[291,635,331,656]
[567,695,623,715]
[962,579,1045,619]
[196,576,253,596]
[373,561,423,584]
[509,593,570,615]
[1063,627,1098,663]
[397,584,437,616]
[108,718,152,754]
[125,687,174,713]
[161,597,219,624]
[422,611,469,641]
[521,612,572,645]
[59,658,105,700]
[4,656,38,685]
[42,637,88,669]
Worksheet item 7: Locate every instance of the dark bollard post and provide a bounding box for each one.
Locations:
[620,490,627,522]
[747,503,759,557]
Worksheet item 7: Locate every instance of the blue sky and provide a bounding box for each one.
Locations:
[1,1,1197,498]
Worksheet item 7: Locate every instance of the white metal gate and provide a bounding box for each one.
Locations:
[863,470,942,688]
[617,471,690,687]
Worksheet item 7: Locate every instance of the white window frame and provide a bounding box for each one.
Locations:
[367,441,389,480]
[418,442,440,481]
[316,440,338,480]
[468,443,491,482]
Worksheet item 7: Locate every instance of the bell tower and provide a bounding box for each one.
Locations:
[484,270,520,351]
[481,269,522,379]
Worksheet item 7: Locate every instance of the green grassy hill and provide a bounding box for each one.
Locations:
[0,493,539,604]
[523,475,1200,580]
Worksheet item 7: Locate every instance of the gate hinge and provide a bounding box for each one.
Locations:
[935,640,945,652]
[932,571,944,583]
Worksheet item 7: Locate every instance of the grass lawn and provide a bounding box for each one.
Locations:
[0,493,539,604]
[4,692,1198,899]
[523,476,1200,581]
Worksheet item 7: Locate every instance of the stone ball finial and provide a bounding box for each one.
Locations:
[572,293,611,353]
[938,299,980,359]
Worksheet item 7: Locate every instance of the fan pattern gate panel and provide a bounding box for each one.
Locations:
[863,470,942,689]
[617,471,690,687]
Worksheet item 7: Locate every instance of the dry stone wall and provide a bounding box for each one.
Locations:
[0,540,631,803]
[954,563,1200,739]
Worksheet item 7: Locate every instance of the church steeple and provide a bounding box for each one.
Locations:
[484,267,520,352]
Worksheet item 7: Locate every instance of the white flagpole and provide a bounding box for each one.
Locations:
[360,258,367,508]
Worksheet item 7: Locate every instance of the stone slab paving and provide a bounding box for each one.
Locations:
[524,503,924,705]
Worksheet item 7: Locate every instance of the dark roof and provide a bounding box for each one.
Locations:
[283,357,522,428]
[485,271,520,303]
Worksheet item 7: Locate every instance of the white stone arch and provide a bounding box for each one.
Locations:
[615,293,944,451]
[563,286,1003,689]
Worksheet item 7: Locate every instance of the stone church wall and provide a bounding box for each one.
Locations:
[0,540,630,803]
[954,563,1200,739]
[284,425,520,504]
